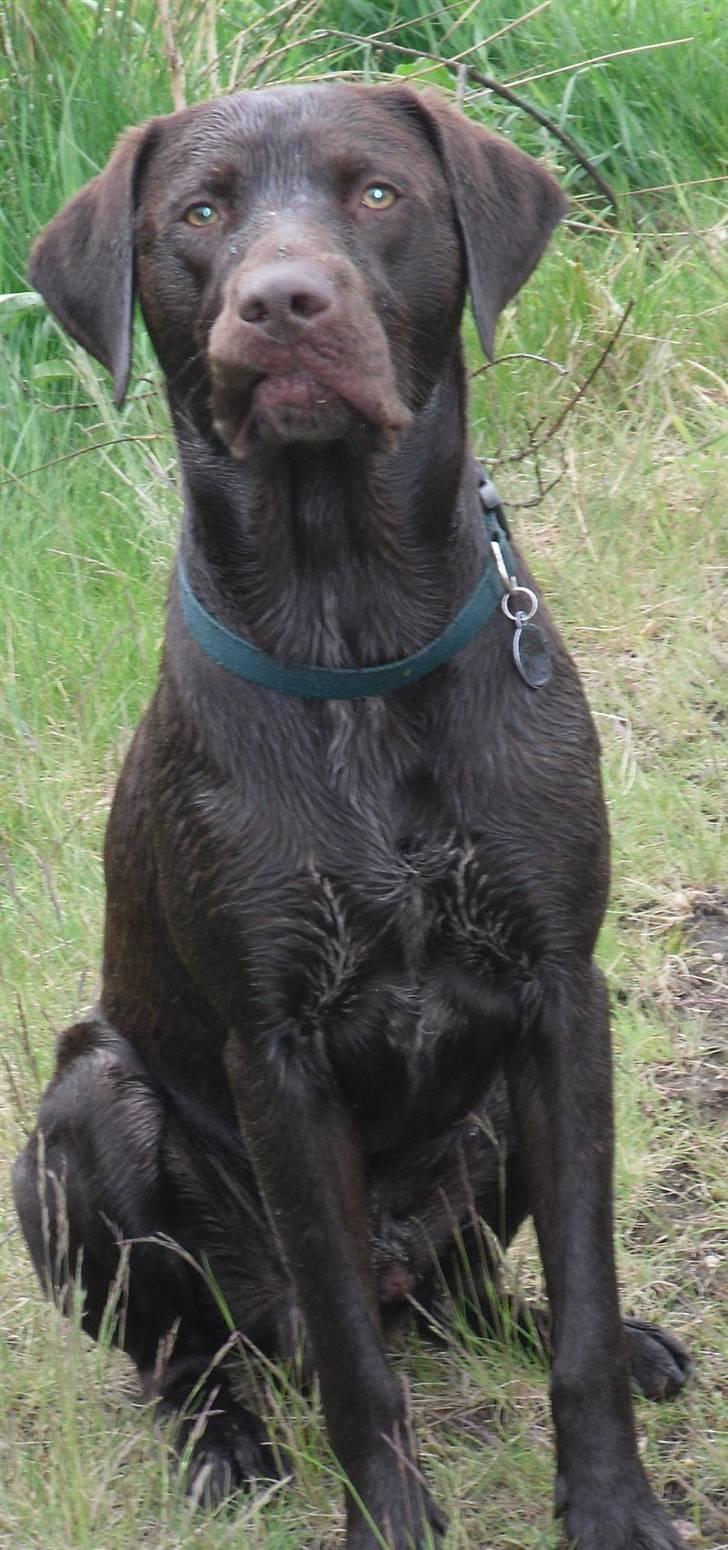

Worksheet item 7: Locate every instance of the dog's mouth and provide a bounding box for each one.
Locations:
[251,368,356,444]
[211,358,412,458]
[210,367,353,457]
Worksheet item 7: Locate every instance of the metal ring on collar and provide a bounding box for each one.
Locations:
[501,587,538,622]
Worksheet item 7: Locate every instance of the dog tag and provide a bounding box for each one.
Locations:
[513,620,552,688]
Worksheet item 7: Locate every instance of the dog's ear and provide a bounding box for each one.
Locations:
[28,124,157,407]
[411,90,568,359]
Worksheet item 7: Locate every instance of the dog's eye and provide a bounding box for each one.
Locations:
[361,185,397,211]
[183,203,219,227]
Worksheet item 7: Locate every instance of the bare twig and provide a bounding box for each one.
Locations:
[471,351,567,378]
[309,30,620,213]
[0,343,159,410]
[157,0,186,111]
[0,434,169,489]
[505,463,566,509]
[490,300,636,466]
[44,391,158,412]
[531,299,635,447]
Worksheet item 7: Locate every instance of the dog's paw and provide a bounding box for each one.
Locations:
[346,1490,445,1550]
[623,1317,692,1401]
[556,1474,687,1550]
[346,1454,446,1550]
[179,1403,283,1509]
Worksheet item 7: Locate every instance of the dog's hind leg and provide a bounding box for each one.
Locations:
[12,1019,288,1501]
[462,1113,691,1402]
[404,1101,690,1403]
[431,1213,691,1401]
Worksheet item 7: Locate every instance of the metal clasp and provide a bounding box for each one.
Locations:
[490,538,517,593]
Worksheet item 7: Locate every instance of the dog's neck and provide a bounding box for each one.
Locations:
[171,349,484,670]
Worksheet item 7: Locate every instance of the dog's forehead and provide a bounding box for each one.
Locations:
[149,84,438,183]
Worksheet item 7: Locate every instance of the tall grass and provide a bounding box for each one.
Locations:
[1,4,727,1547]
[2,0,727,292]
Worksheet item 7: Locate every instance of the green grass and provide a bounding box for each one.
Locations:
[1,3,727,1547]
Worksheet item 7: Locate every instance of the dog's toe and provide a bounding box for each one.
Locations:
[557,1472,689,1549]
[623,1317,691,1401]
[182,1404,283,1508]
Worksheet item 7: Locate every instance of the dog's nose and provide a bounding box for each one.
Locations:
[236,263,334,335]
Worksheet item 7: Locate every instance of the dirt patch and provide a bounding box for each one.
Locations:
[650,887,728,1026]
[662,1478,728,1549]
[680,890,728,1021]
[653,890,728,1116]
[656,1051,728,1115]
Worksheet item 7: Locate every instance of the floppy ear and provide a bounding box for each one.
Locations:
[28,124,156,406]
[412,90,568,359]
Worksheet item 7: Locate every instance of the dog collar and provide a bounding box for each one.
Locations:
[177,477,521,699]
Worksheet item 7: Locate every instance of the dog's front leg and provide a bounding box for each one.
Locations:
[224,1032,444,1550]
[506,963,684,1550]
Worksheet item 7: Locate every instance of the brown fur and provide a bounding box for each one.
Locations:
[15,85,689,1549]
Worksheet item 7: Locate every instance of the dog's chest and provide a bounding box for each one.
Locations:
[290,834,529,1145]
[300,832,526,1024]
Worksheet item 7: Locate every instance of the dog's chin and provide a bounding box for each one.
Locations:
[214,371,368,458]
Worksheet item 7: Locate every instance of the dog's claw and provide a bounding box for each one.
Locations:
[623,1317,692,1401]
[556,1474,688,1549]
[347,1495,445,1550]
[179,1404,281,1508]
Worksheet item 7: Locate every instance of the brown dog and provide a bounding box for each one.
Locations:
[15,84,689,1549]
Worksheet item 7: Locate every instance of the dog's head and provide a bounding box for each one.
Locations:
[30,84,566,456]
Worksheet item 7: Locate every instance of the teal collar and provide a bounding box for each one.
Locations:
[177,477,514,700]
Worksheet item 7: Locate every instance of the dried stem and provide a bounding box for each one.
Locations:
[205,0,219,97]
[157,0,186,111]
[566,446,596,556]
[445,0,552,51]
[242,0,323,87]
[506,35,692,90]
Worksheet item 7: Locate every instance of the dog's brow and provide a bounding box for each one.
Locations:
[202,161,241,192]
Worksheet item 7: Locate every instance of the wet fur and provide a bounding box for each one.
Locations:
[14,83,690,1550]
